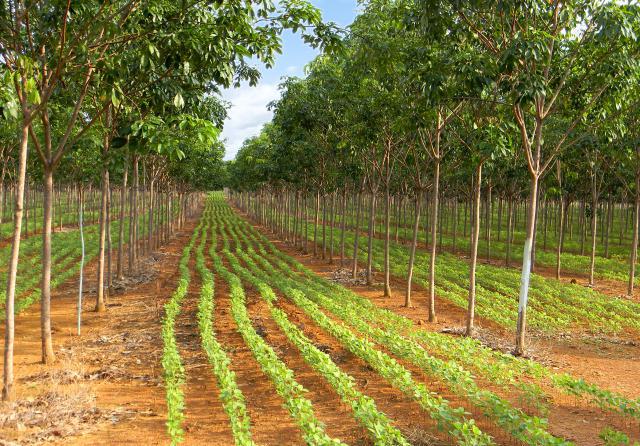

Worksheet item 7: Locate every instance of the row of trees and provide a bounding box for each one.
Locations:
[0,0,338,401]
[227,0,640,355]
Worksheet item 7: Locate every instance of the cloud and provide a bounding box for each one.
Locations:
[220,83,280,160]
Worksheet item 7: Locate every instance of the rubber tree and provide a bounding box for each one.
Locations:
[437,0,640,355]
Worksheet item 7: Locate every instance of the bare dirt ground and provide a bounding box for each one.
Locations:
[235,208,640,446]
[3,204,639,446]
[0,220,202,445]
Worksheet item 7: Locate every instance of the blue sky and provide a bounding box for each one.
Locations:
[221,0,359,160]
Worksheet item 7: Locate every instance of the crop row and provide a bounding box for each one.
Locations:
[226,222,569,446]
[233,205,640,423]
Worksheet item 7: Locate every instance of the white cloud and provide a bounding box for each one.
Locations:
[221,83,280,160]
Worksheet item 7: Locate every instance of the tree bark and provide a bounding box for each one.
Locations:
[3,122,29,401]
[95,166,109,312]
[405,194,421,307]
[366,190,377,286]
[352,190,363,279]
[514,174,540,356]
[41,166,56,363]
[383,184,392,297]
[117,166,128,279]
[428,160,440,322]
[466,162,482,336]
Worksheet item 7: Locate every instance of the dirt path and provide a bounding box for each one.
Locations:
[0,220,199,445]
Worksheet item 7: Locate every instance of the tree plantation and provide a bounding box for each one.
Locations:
[1,1,640,445]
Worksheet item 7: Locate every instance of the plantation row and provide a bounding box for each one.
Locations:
[0,202,181,320]
[232,190,640,287]
[231,193,640,337]
[161,194,640,445]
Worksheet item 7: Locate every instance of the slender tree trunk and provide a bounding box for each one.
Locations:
[405,194,421,307]
[589,181,598,286]
[117,167,128,279]
[428,161,440,322]
[95,166,109,312]
[77,187,85,335]
[604,194,612,259]
[580,200,586,256]
[514,174,540,356]
[383,183,392,297]
[329,191,335,263]
[506,197,513,267]
[339,188,347,267]
[628,172,640,296]
[106,184,112,293]
[313,191,320,257]
[322,193,327,259]
[41,166,56,363]
[466,163,482,336]
[352,190,363,279]
[3,123,29,401]
[452,199,458,252]
[366,190,377,286]
[556,196,565,280]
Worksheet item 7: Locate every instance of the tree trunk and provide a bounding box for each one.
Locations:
[383,184,392,297]
[339,188,347,267]
[506,197,513,267]
[428,161,440,322]
[77,187,85,335]
[514,174,540,356]
[366,191,377,286]
[41,166,56,363]
[3,122,29,401]
[313,191,320,257]
[628,179,640,296]
[352,190,363,278]
[466,163,482,336]
[329,191,335,263]
[556,196,565,280]
[117,166,128,279]
[604,194,612,259]
[589,181,598,286]
[95,167,109,312]
[405,194,421,308]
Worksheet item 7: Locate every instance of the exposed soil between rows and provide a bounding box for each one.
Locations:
[233,207,640,446]
[211,254,305,445]
[173,233,235,445]
[0,218,202,445]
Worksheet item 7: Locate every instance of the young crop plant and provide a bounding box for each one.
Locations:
[195,208,254,445]
[229,253,493,444]
[161,219,202,445]
[221,245,410,446]
[211,253,347,446]
[214,196,640,441]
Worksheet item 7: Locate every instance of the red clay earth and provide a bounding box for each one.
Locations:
[236,208,640,446]
[2,206,639,445]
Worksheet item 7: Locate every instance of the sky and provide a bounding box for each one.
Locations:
[220,1,359,161]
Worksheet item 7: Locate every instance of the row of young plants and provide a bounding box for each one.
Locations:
[0,225,102,317]
[297,207,638,284]
[235,208,640,423]
[0,207,176,319]
[213,209,494,445]
[217,226,411,445]
[232,231,569,446]
[161,219,202,445]
[210,240,347,445]
[194,207,254,445]
[313,221,640,334]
